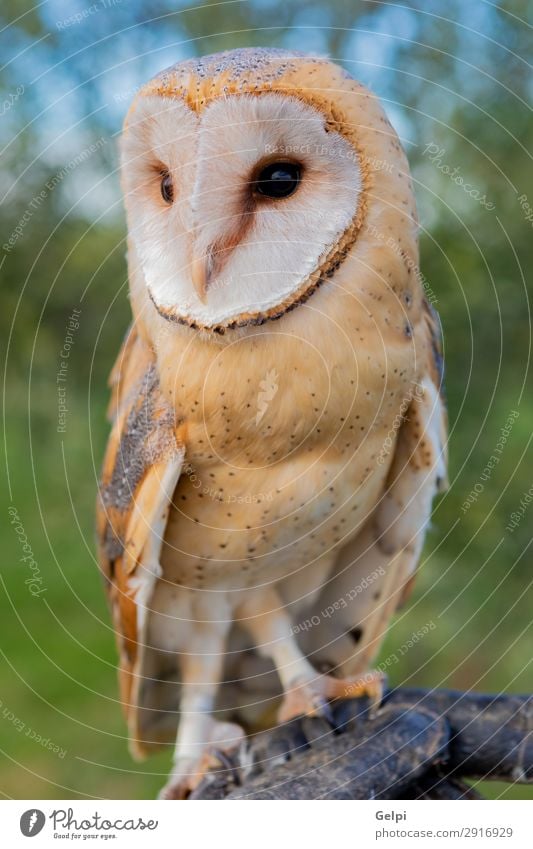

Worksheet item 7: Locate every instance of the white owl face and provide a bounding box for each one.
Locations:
[121,92,362,331]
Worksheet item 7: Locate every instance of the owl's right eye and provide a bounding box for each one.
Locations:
[160,171,173,203]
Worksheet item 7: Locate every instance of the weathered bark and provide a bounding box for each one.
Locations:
[190,688,533,800]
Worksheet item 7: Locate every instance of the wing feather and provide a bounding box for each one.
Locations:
[96,325,184,751]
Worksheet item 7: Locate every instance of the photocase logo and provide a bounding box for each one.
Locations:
[20,809,46,837]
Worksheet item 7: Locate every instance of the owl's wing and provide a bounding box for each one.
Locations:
[301,299,448,676]
[96,325,184,754]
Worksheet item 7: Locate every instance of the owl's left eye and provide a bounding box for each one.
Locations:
[254,161,301,199]
[160,171,173,203]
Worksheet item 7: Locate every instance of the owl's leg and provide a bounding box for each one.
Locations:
[239,590,385,725]
[158,623,244,800]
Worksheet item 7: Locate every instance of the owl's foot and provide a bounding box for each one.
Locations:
[158,719,244,800]
[278,669,386,724]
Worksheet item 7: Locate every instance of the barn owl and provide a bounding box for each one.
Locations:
[97,47,447,799]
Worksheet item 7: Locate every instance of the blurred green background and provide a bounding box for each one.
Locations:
[1,0,531,799]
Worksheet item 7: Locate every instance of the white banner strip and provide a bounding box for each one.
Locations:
[2,799,532,848]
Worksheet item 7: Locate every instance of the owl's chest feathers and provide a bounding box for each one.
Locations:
[157,320,416,590]
[158,304,418,467]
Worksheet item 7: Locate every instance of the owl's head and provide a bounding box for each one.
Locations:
[121,48,416,334]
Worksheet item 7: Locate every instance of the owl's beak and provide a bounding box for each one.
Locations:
[191,253,209,304]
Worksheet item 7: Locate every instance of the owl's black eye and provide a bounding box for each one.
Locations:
[254,161,301,199]
[160,171,173,203]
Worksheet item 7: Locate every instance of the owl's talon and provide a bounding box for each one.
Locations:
[158,719,245,800]
[278,670,386,725]
[211,747,242,785]
[338,669,387,717]
[317,699,336,729]
[158,778,192,801]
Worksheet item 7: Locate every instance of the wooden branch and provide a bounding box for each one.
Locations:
[190,688,533,800]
